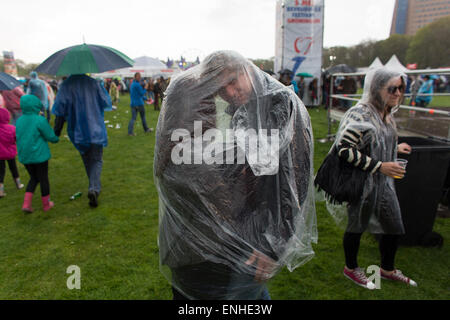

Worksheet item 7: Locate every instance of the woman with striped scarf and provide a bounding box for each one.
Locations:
[327,68,417,289]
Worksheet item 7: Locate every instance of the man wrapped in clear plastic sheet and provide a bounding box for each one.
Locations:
[154,50,317,300]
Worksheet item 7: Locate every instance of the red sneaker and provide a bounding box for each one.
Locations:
[380,269,417,286]
[343,266,377,290]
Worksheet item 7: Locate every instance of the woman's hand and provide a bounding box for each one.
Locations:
[379,162,406,179]
[245,250,278,282]
[397,143,412,154]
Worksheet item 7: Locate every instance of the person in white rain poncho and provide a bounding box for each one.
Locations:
[154,51,317,300]
[321,67,417,289]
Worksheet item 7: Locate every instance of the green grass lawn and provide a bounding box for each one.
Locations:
[421,94,450,108]
[0,94,448,300]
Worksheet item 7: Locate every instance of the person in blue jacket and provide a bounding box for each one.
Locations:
[128,72,151,136]
[415,75,434,107]
[27,71,49,122]
[52,74,112,208]
[279,70,299,94]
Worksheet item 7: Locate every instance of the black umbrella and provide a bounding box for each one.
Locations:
[324,64,356,75]
[0,72,22,91]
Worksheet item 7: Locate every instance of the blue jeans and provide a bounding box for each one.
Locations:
[128,106,149,134]
[227,272,271,300]
[415,97,430,108]
[80,145,103,193]
[171,262,271,300]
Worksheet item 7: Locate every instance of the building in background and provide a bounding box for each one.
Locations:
[390,0,450,35]
[3,51,18,76]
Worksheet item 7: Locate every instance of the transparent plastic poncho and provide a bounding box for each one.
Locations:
[154,51,317,300]
[324,67,407,234]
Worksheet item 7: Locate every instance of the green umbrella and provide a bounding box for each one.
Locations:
[296,72,313,78]
[35,44,134,76]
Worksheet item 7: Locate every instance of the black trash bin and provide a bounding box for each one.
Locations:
[395,136,450,246]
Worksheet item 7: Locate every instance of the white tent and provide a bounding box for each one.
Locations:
[95,66,179,79]
[357,57,384,73]
[94,56,180,79]
[132,56,166,68]
[368,57,384,69]
[384,55,408,73]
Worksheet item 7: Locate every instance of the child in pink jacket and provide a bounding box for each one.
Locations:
[0,107,24,197]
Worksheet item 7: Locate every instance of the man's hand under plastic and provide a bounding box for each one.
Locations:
[245,249,278,282]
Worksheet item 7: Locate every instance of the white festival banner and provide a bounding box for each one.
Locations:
[275,0,324,105]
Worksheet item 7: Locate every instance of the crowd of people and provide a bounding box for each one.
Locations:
[277,69,320,107]
[102,75,169,110]
[1,52,441,299]
[0,73,60,125]
[0,70,173,208]
[0,71,112,209]
[318,72,449,110]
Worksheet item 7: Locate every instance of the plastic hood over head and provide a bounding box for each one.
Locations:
[20,94,43,115]
[29,71,38,79]
[154,50,317,299]
[361,67,407,113]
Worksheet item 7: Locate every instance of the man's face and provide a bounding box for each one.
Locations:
[281,74,290,83]
[135,73,141,82]
[218,70,253,106]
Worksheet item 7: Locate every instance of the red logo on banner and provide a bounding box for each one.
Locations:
[294,37,314,55]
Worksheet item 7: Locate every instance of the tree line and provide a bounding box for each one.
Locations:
[323,16,450,70]
[252,16,449,73]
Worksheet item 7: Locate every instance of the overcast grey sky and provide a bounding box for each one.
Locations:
[0,0,395,63]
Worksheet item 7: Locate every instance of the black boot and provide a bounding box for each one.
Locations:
[88,191,99,208]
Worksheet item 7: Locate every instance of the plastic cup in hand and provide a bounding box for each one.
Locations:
[394,159,408,179]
